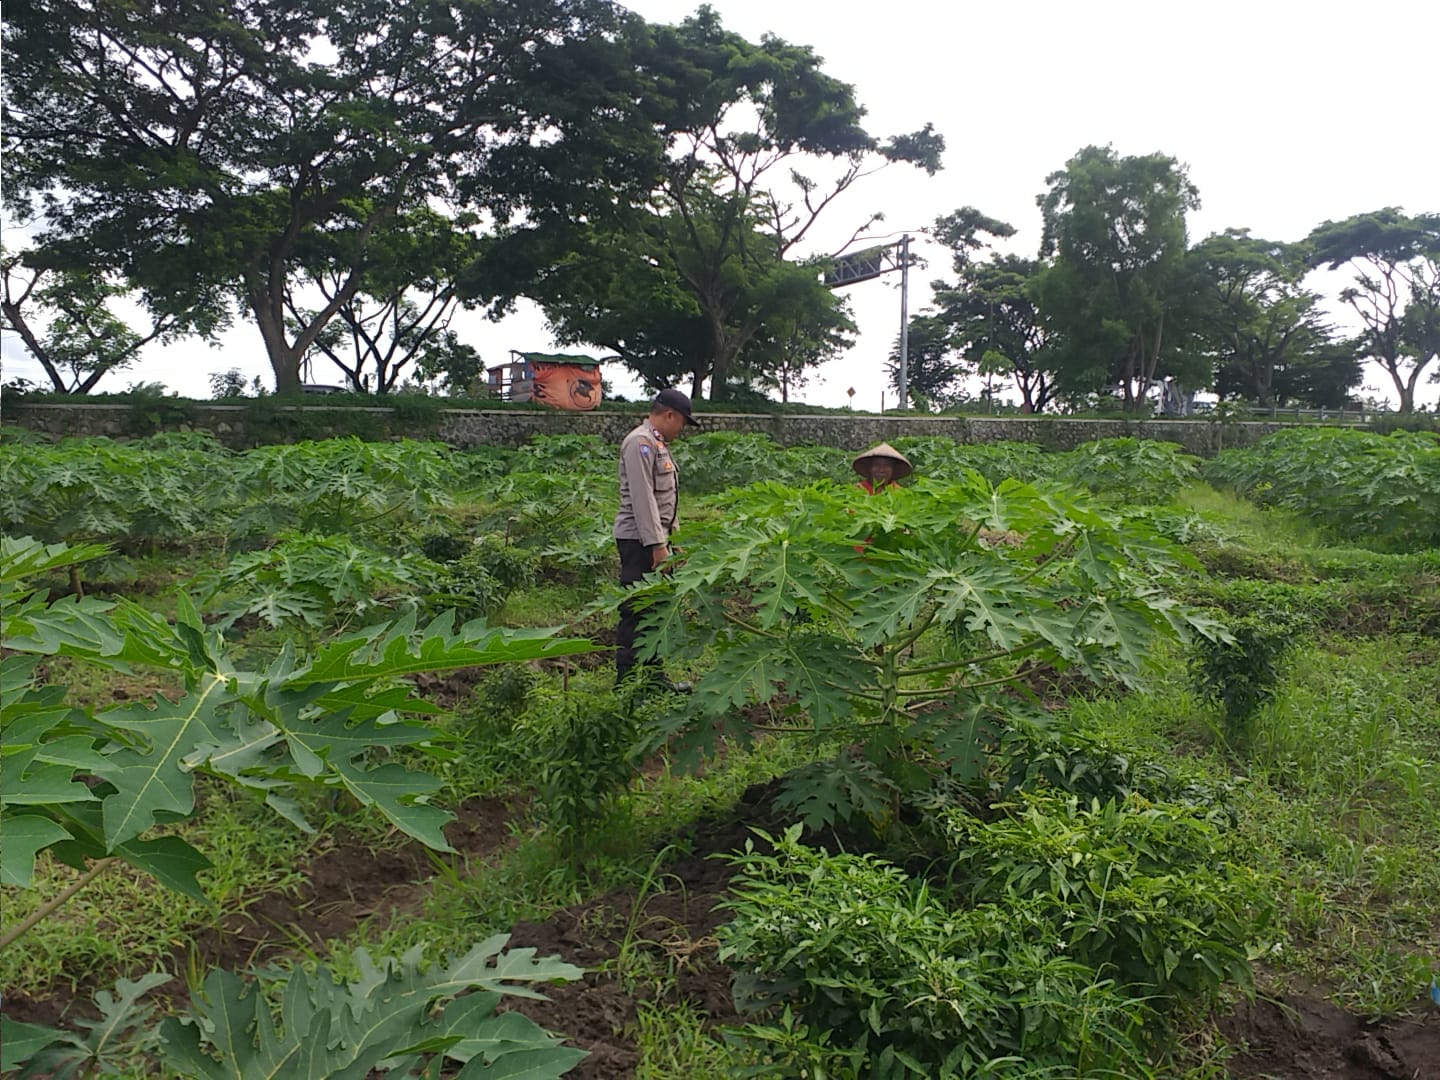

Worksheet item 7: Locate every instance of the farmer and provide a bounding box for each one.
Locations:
[613,388,698,690]
[850,443,913,555]
[852,442,912,493]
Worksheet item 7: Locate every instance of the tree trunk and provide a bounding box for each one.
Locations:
[2,296,67,391]
[706,313,730,400]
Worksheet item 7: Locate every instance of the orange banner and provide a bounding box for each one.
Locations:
[531,362,602,411]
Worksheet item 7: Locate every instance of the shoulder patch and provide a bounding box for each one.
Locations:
[639,443,651,456]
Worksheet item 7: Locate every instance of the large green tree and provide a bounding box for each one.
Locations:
[2,0,660,394]
[1,254,217,393]
[473,5,941,399]
[495,184,856,398]
[291,209,481,393]
[1189,230,1360,408]
[1307,209,1440,412]
[1033,146,1204,411]
[926,207,1056,413]
[887,313,967,410]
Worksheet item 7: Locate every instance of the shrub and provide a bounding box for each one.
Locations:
[630,477,1221,833]
[670,432,850,495]
[718,826,1154,1077]
[1190,610,1303,740]
[533,699,640,853]
[426,537,539,622]
[1205,428,1440,551]
[199,532,437,629]
[943,793,1269,1008]
[889,437,1052,485]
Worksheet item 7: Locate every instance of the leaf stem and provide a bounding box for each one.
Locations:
[892,607,938,651]
[900,639,1042,678]
[0,857,117,952]
[1015,533,1079,585]
[722,611,781,639]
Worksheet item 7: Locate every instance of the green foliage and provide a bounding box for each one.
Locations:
[945,794,1268,1007]
[5,0,663,393]
[1206,427,1440,550]
[420,529,472,564]
[995,716,1236,815]
[477,664,539,719]
[481,462,617,579]
[508,433,612,476]
[533,699,640,854]
[5,938,584,1079]
[1035,146,1204,410]
[200,532,438,630]
[671,432,850,495]
[1190,230,1360,409]
[1368,411,1440,435]
[0,435,476,554]
[925,210,1056,413]
[1306,209,1440,413]
[161,938,583,1079]
[1058,438,1199,504]
[227,438,461,540]
[631,477,1221,832]
[427,538,540,622]
[888,437,1052,485]
[0,434,233,551]
[2,971,169,1077]
[718,826,1154,1077]
[485,4,934,398]
[1190,611,1302,739]
[0,536,592,901]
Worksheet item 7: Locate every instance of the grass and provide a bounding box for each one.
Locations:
[0,785,314,1000]
[1067,634,1440,1025]
[635,1002,745,1077]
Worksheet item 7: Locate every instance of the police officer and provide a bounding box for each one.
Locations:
[613,388,698,686]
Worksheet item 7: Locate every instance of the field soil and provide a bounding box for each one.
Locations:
[5,783,1438,1080]
[1221,987,1440,1079]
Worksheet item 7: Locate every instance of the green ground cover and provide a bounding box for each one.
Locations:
[1,427,1436,1078]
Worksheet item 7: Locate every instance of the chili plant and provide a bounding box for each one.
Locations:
[630,478,1223,830]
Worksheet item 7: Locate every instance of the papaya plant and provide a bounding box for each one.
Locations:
[3,937,585,1078]
[629,477,1224,830]
[0,536,592,939]
[198,530,441,630]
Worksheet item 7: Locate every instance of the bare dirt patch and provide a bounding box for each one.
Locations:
[1221,988,1440,1079]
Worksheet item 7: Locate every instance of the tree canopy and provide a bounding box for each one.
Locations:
[1307,209,1440,412]
[1189,231,1358,409]
[467,4,941,399]
[2,0,663,393]
[1034,146,1203,411]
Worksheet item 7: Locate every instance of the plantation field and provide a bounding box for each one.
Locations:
[1,426,1438,1078]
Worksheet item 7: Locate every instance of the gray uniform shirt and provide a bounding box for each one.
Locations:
[613,419,679,547]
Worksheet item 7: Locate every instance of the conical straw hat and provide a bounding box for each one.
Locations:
[851,442,913,480]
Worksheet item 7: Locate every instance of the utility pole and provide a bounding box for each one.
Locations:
[897,233,911,410]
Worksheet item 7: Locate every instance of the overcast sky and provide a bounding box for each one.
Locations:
[4,0,1437,408]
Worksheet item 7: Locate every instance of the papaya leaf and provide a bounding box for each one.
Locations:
[94,675,235,848]
[0,814,72,887]
[0,1017,67,1073]
[159,937,583,1080]
[12,971,169,1079]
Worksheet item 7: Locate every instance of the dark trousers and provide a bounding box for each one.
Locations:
[615,538,659,683]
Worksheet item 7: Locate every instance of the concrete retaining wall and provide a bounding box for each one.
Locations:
[1,401,1292,456]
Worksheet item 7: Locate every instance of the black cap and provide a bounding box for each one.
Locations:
[653,387,700,426]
